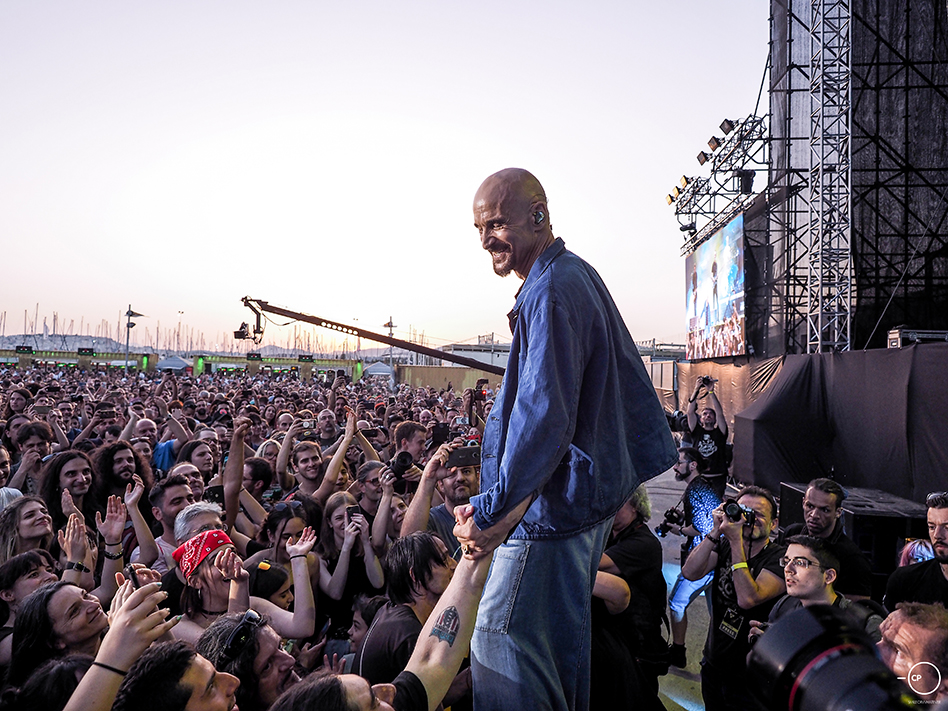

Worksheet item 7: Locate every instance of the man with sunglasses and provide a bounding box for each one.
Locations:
[198,609,299,711]
[885,491,948,609]
[749,535,882,644]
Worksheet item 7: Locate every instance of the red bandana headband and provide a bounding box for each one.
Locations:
[172,529,233,581]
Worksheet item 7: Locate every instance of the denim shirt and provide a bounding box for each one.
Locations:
[469,238,678,538]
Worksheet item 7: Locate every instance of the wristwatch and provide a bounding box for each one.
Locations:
[64,560,91,573]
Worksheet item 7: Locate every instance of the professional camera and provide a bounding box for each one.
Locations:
[723,498,756,528]
[748,604,922,710]
[700,375,717,387]
[665,409,689,433]
[389,450,416,478]
[654,507,686,538]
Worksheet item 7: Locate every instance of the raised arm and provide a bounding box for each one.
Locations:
[405,551,495,711]
[402,444,453,538]
[252,527,318,639]
[124,475,158,567]
[92,496,133,605]
[275,421,303,492]
[681,505,723,581]
[686,377,703,431]
[312,411,357,507]
[220,417,251,534]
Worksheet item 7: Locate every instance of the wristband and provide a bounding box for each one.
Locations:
[290,554,308,560]
[102,548,124,560]
[731,561,749,572]
[92,662,127,676]
[104,540,122,546]
[64,560,91,573]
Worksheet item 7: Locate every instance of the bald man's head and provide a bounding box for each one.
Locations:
[473,168,554,279]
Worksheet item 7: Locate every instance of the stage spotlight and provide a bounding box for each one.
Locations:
[708,136,723,151]
[720,118,736,135]
[680,222,696,233]
[680,175,689,188]
[697,151,712,165]
[736,169,755,194]
[666,194,674,205]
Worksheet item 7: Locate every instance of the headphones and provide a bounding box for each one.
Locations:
[533,211,544,225]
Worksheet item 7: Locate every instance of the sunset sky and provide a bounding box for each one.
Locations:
[1,1,769,354]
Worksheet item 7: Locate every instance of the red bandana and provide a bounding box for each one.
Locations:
[172,529,233,581]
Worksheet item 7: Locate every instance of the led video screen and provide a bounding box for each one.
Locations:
[685,213,745,360]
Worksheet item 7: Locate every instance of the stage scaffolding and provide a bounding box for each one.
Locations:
[767,0,948,356]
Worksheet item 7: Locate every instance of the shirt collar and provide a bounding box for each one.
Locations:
[507,238,566,334]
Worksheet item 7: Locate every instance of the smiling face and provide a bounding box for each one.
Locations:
[48,584,109,652]
[0,447,11,487]
[0,561,58,608]
[17,501,53,542]
[59,456,93,499]
[473,169,551,279]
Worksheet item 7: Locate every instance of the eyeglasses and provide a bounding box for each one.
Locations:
[927,492,948,508]
[221,609,264,661]
[780,556,823,570]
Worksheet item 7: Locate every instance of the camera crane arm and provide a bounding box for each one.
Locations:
[240,297,506,376]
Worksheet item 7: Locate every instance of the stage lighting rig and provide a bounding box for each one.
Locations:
[708,136,723,151]
[720,118,736,135]
[697,151,712,166]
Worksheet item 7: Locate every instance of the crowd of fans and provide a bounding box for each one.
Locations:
[0,366,944,711]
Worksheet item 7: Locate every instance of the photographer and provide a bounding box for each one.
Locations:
[661,447,722,668]
[686,375,728,499]
[681,485,786,711]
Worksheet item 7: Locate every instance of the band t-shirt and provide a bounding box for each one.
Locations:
[704,538,786,668]
[690,424,728,475]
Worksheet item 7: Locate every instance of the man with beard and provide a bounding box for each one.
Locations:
[197,611,300,711]
[885,492,948,608]
[131,472,195,573]
[681,485,786,711]
[664,447,722,668]
[315,409,342,451]
[93,441,155,554]
[402,443,479,560]
[779,478,872,599]
[9,422,54,494]
[685,375,728,499]
[454,168,677,711]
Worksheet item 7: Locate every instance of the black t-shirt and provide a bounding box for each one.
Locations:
[317,553,385,640]
[393,670,428,711]
[705,538,786,668]
[884,559,948,610]
[690,424,728,475]
[782,521,873,597]
[159,567,186,617]
[604,520,668,656]
[355,603,422,685]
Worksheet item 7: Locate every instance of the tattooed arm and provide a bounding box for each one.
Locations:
[404,552,492,711]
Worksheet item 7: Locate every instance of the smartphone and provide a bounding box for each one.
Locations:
[454,416,469,426]
[33,405,51,415]
[123,565,142,589]
[446,446,481,469]
[346,505,362,523]
[301,420,314,429]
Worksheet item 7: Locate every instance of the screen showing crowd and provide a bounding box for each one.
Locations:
[685,213,745,360]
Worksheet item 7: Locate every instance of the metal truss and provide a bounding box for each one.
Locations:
[673,115,769,255]
[805,0,853,352]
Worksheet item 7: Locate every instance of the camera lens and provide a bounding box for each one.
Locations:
[748,605,917,711]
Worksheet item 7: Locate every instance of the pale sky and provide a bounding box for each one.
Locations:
[1,1,770,354]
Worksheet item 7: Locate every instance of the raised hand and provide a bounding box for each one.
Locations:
[214,547,249,583]
[61,488,83,521]
[286,526,317,558]
[58,513,88,564]
[95,495,127,546]
[124,474,145,508]
[99,581,179,671]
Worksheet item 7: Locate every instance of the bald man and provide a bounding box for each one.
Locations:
[454,168,676,711]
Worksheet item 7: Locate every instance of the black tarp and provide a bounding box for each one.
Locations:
[732,343,948,504]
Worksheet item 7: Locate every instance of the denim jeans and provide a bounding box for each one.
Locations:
[470,518,613,711]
